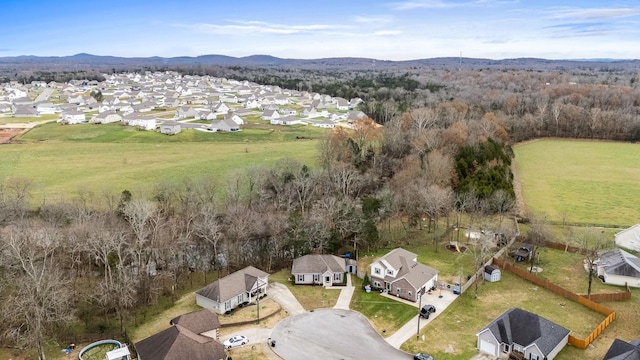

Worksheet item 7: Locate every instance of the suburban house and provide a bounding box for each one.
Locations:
[90,111,122,124]
[12,105,39,117]
[224,113,245,126]
[160,120,181,135]
[261,109,280,121]
[603,338,640,360]
[291,254,346,286]
[210,118,239,132]
[134,323,226,360]
[595,248,640,288]
[369,248,439,302]
[615,224,640,252]
[476,308,570,360]
[122,112,157,130]
[195,266,269,314]
[170,308,221,340]
[59,110,86,124]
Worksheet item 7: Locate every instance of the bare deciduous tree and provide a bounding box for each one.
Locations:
[0,222,73,360]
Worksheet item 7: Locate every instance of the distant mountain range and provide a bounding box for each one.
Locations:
[0,53,638,72]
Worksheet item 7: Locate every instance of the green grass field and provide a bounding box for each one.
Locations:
[0,122,325,204]
[513,139,640,227]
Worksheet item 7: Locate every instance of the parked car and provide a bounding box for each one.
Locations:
[419,304,436,319]
[223,335,249,349]
[414,352,434,360]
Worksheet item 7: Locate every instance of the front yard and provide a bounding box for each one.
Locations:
[269,270,341,309]
[349,277,417,336]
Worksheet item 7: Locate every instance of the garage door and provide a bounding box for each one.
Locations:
[479,340,496,356]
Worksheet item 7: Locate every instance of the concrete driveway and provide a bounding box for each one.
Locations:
[385,290,458,348]
[270,309,413,360]
[268,282,306,316]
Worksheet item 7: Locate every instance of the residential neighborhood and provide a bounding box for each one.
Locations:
[0,72,368,133]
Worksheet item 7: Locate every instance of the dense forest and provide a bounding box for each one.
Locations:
[1,56,639,359]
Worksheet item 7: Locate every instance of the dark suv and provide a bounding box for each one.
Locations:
[414,353,434,360]
[419,304,436,319]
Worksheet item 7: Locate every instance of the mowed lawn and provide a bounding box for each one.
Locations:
[513,139,640,226]
[0,123,324,203]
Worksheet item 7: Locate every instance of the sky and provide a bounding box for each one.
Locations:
[1,0,639,60]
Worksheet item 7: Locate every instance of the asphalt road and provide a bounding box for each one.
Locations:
[270,309,413,360]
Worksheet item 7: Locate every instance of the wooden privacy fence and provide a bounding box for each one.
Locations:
[492,258,619,349]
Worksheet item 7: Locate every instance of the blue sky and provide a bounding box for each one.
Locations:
[2,0,639,60]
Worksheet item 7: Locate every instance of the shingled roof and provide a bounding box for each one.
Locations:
[170,308,220,335]
[603,338,640,360]
[292,254,345,274]
[134,324,226,360]
[481,308,570,357]
[195,266,268,303]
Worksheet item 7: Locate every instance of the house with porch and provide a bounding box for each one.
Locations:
[369,248,438,302]
[195,266,269,314]
[291,254,347,286]
[476,308,570,360]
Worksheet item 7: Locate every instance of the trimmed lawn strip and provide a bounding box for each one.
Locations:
[218,298,280,325]
[350,277,417,336]
[401,271,604,360]
[269,270,340,310]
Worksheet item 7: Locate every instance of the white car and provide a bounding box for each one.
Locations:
[224,335,249,349]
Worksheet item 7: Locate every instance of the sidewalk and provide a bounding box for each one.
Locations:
[384,290,458,348]
[333,274,355,310]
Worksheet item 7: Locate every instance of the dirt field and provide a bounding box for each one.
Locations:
[0,128,24,143]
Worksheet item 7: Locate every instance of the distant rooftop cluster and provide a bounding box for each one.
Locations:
[0,71,369,134]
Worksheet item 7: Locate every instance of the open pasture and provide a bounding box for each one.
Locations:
[0,123,324,203]
[513,139,640,227]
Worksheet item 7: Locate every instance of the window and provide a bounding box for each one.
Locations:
[313,274,319,282]
[374,268,381,275]
[297,274,304,282]
[334,273,340,281]
[237,294,243,303]
[374,281,381,287]
[387,269,394,275]
[408,291,412,297]
[224,301,231,310]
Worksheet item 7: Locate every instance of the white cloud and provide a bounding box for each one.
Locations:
[352,15,394,24]
[175,20,343,36]
[551,7,640,20]
[373,30,403,35]
[389,0,518,10]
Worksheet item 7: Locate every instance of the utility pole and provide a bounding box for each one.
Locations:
[416,291,423,339]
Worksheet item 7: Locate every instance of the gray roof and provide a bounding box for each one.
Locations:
[376,248,438,287]
[603,338,640,360]
[134,324,226,360]
[481,308,570,357]
[292,254,346,274]
[380,248,417,271]
[599,249,640,277]
[196,266,268,303]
